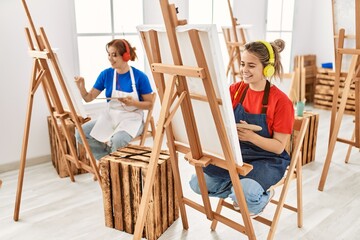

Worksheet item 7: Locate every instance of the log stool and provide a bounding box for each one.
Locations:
[100,145,179,240]
[47,117,89,177]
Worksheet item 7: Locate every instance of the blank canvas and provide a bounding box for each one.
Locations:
[137,24,243,165]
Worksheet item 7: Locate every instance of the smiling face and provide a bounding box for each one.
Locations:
[240,50,267,90]
[107,45,127,71]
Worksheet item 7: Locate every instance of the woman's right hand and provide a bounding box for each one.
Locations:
[74,76,85,89]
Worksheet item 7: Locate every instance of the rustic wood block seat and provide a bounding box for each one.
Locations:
[99,144,179,240]
[47,117,89,178]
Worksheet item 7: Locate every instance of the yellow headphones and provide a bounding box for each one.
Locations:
[258,40,275,78]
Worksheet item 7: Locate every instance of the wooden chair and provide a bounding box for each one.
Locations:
[131,92,156,146]
[210,117,309,240]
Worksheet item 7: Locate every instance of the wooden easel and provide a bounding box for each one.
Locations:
[223,0,247,83]
[318,0,360,191]
[14,0,101,221]
[133,0,256,239]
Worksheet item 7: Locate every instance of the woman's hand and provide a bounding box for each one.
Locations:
[118,96,134,106]
[237,126,257,142]
[237,120,290,154]
[237,120,256,141]
[73,76,100,102]
[74,76,85,89]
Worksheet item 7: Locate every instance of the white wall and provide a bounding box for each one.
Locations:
[144,0,188,24]
[292,0,334,65]
[0,0,335,168]
[0,0,77,167]
[234,0,334,68]
[312,0,335,65]
[234,0,267,40]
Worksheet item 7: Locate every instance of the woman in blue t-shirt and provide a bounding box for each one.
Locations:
[75,39,153,159]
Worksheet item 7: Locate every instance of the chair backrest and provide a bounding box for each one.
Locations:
[133,92,156,146]
[271,117,309,192]
[288,117,309,159]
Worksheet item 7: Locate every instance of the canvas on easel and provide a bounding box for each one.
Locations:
[14,0,101,221]
[132,0,256,239]
[137,25,242,161]
[318,0,360,191]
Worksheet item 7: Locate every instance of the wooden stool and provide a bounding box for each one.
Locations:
[47,117,89,177]
[100,145,179,240]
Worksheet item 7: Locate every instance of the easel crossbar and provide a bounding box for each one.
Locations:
[28,50,51,59]
[337,137,357,146]
[337,48,360,55]
[182,197,248,233]
[151,63,206,78]
[181,148,253,176]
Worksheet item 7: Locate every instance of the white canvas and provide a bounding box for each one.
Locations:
[137,24,243,165]
[50,52,88,119]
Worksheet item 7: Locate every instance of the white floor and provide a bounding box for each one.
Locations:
[1,106,360,240]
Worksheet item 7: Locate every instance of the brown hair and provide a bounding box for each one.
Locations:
[106,39,137,61]
[243,39,285,80]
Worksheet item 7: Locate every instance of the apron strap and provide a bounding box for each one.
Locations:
[239,85,249,104]
[239,80,270,114]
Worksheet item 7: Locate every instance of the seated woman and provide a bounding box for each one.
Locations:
[74,39,153,160]
[189,39,294,217]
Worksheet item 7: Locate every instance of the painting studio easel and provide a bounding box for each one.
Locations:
[134,0,256,239]
[318,0,360,191]
[223,0,247,83]
[14,0,101,221]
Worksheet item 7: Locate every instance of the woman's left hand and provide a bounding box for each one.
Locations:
[118,96,134,106]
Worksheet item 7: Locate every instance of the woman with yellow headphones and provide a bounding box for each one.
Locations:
[190,39,294,217]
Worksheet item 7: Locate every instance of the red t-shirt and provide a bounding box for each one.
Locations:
[230,81,294,136]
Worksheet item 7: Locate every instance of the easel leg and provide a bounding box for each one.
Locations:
[194,166,214,220]
[210,198,224,230]
[14,85,35,221]
[167,140,189,229]
[63,155,75,182]
[318,55,359,191]
[345,127,355,163]
[133,76,176,240]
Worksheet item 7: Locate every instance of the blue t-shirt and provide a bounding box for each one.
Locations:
[93,66,153,101]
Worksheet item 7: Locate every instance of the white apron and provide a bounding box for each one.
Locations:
[90,68,144,142]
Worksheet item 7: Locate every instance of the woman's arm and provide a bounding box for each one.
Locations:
[237,128,290,154]
[74,76,101,102]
